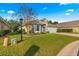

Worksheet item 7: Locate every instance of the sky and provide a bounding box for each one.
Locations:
[0,3,79,22]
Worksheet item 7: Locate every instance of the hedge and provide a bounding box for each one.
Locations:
[57,29,73,32]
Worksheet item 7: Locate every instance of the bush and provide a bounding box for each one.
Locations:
[0,30,11,36]
[8,32,19,35]
[0,30,4,36]
[41,31,49,34]
[57,29,62,32]
[57,29,73,32]
[8,29,26,35]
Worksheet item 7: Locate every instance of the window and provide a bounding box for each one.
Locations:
[37,24,39,31]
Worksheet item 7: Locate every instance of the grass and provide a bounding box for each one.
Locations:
[0,34,79,56]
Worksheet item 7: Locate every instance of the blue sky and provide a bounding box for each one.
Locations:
[0,3,79,22]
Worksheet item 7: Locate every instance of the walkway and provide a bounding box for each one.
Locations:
[56,33,79,37]
[57,40,79,56]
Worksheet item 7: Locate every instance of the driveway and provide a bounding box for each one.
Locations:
[57,40,79,56]
[55,33,79,37]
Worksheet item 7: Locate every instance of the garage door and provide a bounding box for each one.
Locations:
[47,27,57,33]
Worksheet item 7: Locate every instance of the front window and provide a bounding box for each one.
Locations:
[37,24,39,31]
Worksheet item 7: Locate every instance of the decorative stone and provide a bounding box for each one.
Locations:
[11,38,17,45]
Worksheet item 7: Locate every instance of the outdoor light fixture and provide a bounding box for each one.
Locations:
[20,18,23,41]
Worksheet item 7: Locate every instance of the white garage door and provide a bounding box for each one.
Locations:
[47,27,57,33]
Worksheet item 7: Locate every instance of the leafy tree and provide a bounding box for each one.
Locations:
[48,20,58,25]
[48,20,53,24]
[8,20,20,32]
[53,21,58,24]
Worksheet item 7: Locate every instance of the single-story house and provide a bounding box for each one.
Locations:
[47,20,79,33]
[56,20,79,33]
[0,17,10,31]
[22,19,48,33]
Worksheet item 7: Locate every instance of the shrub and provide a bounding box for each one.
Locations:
[0,30,11,36]
[57,29,73,32]
[8,29,26,35]
[41,31,49,34]
[8,32,19,35]
[57,29,62,32]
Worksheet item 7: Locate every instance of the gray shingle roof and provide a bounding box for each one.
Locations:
[57,20,79,28]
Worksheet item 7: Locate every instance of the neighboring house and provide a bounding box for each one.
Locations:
[23,19,48,33]
[0,17,10,31]
[47,20,79,33]
[56,20,79,33]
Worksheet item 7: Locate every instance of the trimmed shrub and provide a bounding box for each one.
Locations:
[57,29,73,32]
[8,32,19,35]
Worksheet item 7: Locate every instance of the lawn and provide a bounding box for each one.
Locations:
[0,34,79,56]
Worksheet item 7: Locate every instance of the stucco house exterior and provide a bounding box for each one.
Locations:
[22,19,48,33]
[56,20,79,33]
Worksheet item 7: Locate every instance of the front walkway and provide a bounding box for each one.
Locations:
[57,40,79,56]
[55,33,79,37]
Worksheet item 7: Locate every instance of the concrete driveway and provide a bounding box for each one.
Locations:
[55,33,79,37]
[57,40,79,56]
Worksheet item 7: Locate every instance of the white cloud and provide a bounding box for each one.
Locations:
[65,13,70,15]
[6,16,11,20]
[7,10,15,14]
[66,9,74,12]
[0,10,5,12]
[59,3,70,5]
[43,7,47,10]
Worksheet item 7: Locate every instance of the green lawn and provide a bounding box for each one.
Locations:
[0,34,79,56]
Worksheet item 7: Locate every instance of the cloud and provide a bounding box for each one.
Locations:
[7,10,15,14]
[59,3,70,5]
[66,9,74,12]
[65,9,74,16]
[6,16,11,20]
[65,13,70,15]
[0,10,5,12]
[43,7,47,10]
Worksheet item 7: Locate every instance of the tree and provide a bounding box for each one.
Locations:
[48,20,53,24]
[53,21,58,24]
[8,20,20,32]
[14,4,38,34]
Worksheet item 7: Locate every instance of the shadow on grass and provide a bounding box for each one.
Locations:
[24,45,40,56]
[17,40,23,43]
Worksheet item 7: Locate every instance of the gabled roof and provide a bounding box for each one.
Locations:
[57,20,79,28]
[47,20,79,28]
[23,19,48,26]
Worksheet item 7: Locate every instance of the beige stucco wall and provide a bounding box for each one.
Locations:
[72,27,79,33]
[22,26,27,32]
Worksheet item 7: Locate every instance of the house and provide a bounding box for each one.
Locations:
[56,20,79,33]
[44,20,79,33]
[22,19,48,33]
[0,17,10,31]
